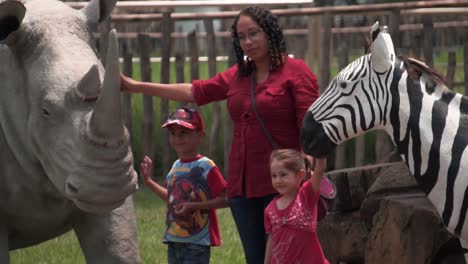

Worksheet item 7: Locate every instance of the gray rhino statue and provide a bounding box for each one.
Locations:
[0,0,141,263]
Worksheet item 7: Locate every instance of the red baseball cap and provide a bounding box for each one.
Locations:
[162,107,205,133]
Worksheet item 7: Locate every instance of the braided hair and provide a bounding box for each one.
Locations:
[231,6,287,76]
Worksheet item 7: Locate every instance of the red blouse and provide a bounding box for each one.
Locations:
[192,56,319,198]
[264,181,329,264]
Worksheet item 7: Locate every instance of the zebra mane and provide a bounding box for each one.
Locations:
[399,56,448,90]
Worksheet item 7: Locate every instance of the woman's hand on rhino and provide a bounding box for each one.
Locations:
[120,73,139,93]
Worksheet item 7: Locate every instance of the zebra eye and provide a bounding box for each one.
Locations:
[339,82,347,89]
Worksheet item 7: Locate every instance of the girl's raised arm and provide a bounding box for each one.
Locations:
[310,158,326,194]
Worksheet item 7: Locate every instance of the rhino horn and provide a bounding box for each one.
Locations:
[0,0,26,42]
[89,29,124,142]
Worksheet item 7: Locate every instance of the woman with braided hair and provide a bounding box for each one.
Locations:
[121,6,319,263]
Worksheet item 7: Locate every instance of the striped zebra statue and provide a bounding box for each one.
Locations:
[301,21,468,257]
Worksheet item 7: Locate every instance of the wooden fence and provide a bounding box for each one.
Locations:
[83,1,468,177]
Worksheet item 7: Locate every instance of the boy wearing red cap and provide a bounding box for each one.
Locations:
[140,107,228,264]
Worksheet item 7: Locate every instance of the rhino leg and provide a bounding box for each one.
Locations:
[0,223,10,264]
[72,196,140,264]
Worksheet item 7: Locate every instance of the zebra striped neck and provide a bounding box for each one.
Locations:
[388,60,468,236]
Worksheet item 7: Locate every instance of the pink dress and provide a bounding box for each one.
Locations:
[264,181,329,264]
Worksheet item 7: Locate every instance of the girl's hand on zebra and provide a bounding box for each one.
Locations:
[314,158,327,176]
[310,158,327,193]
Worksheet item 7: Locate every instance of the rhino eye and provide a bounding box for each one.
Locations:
[339,82,347,89]
[42,108,50,116]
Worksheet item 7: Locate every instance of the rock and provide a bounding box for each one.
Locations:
[360,162,420,229]
[318,211,368,264]
[364,194,463,264]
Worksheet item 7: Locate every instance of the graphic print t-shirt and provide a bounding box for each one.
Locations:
[163,155,226,246]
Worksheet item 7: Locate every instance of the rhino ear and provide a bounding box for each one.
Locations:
[75,64,101,100]
[82,0,117,25]
[370,22,395,73]
[0,0,26,43]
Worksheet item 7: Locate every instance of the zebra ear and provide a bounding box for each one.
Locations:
[370,24,395,73]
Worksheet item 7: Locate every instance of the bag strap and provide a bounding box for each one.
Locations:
[249,73,279,150]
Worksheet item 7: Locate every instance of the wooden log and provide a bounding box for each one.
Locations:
[99,19,468,41]
[68,0,316,9]
[68,1,468,17]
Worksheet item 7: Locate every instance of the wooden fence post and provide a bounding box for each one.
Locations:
[188,30,200,82]
[204,19,222,163]
[160,12,173,174]
[318,12,331,93]
[121,41,133,138]
[175,26,186,107]
[422,15,434,68]
[138,33,155,166]
[388,9,401,52]
[188,30,200,111]
[223,45,236,177]
[307,15,320,70]
[446,51,456,90]
[464,29,468,95]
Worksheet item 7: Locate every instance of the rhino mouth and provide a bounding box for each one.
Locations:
[72,197,127,213]
[64,170,138,213]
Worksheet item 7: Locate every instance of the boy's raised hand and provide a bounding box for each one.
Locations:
[140,156,154,185]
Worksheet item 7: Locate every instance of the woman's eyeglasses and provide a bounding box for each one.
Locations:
[238,28,263,43]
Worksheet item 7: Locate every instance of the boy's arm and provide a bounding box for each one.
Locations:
[174,191,228,215]
[264,235,272,264]
[140,156,168,202]
[174,164,228,215]
[144,179,168,202]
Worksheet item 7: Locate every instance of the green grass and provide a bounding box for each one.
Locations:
[10,187,245,264]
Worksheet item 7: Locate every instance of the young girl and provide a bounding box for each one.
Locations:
[264,149,329,264]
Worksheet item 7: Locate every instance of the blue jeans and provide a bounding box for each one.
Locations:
[167,242,210,264]
[229,194,276,264]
